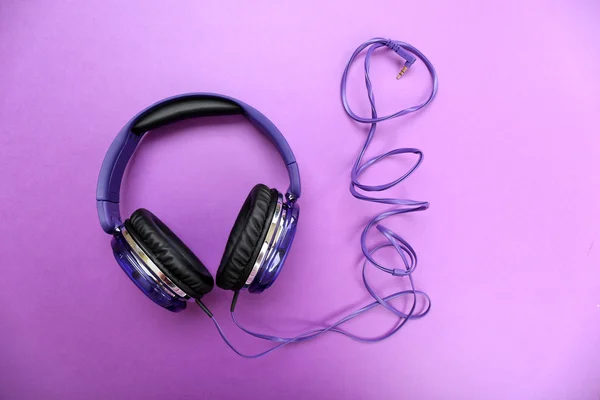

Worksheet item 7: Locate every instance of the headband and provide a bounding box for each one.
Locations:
[96,93,301,233]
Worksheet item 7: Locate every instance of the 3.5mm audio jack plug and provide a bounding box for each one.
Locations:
[385,39,416,79]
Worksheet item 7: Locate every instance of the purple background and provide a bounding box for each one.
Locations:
[1,1,599,399]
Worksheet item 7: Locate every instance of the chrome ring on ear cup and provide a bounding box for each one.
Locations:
[111,229,187,312]
[122,227,190,299]
[246,195,299,293]
[244,193,284,287]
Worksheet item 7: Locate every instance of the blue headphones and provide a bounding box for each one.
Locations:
[97,93,300,312]
[96,38,436,358]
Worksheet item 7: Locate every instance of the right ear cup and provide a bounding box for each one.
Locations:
[216,184,278,291]
[125,208,214,299]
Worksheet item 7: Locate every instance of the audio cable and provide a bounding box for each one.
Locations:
[199,37,438,358]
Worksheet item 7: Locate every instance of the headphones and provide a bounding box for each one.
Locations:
[97,93,300,312]
[96,38,435,358]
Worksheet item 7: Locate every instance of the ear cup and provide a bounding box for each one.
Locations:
[217,184,278,291]
[125,208,214,299]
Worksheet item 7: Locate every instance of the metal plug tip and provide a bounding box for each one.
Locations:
[396,66,408,80]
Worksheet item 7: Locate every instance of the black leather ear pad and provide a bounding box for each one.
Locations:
[217,184,278,291]
[124,208,214,299]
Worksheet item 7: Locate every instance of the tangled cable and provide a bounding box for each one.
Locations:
[208,38,438,358]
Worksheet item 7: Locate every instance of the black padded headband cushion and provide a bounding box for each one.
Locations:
[125,208,214,299]
[216,184,278,291]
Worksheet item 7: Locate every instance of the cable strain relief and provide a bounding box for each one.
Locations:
[195,299,214,318]
[384,39,402,53]
[230,291,240,312]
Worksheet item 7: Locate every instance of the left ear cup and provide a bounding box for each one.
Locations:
[125,208,214,299]
[216,184,278,291]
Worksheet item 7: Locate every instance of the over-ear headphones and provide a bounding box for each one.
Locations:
[97,38,436,358]
[97,93,300,312]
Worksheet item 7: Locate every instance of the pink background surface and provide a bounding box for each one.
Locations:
[1,1,599,399]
